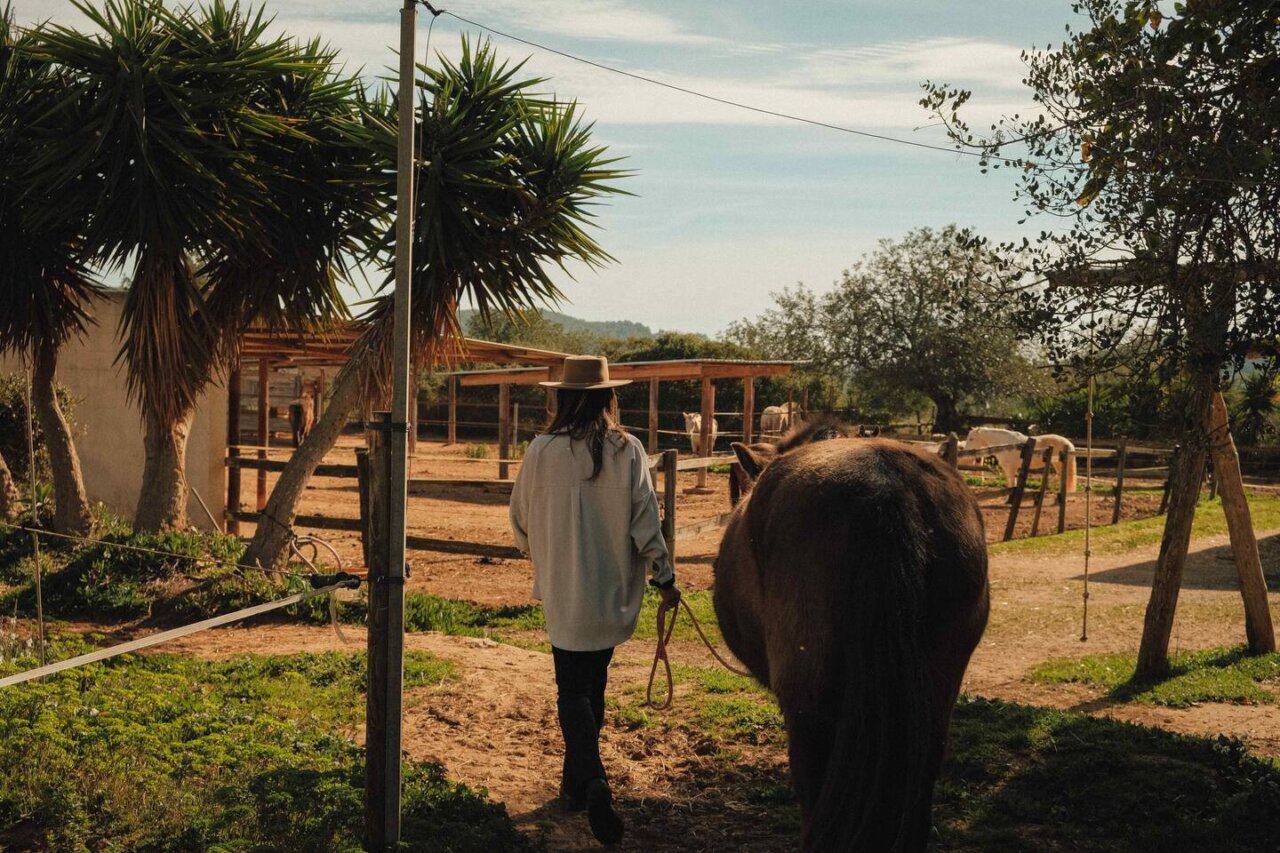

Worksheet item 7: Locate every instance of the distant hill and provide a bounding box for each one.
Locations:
[458,308,652,340]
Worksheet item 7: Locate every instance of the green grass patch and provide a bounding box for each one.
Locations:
[463,443,489,459]
[1030,645,1280,707]
[937,696,1280,851]
[0,514,308,626]
[633,588,721,643]
[990,493,1280,557]
[0,649,535,852]
[333,592,545,638]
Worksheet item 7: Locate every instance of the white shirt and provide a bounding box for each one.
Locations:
[509,429,674,651]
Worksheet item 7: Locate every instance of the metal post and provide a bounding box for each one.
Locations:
[662,449,678,563]
[366,2,414,848]
[498,383,511,480]
[447,375,457,445]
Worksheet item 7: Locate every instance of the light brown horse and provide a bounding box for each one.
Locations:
[716,424,990,851]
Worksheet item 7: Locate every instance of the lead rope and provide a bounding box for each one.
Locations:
[646,596,750,710]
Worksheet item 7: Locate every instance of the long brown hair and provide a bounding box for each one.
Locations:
[545,388,627,479]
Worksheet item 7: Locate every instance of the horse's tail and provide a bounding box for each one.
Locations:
[806,499,932,852]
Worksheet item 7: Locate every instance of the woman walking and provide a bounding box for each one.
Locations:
[510,355,679,846]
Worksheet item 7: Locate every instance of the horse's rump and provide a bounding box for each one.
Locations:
[718,438,989,850]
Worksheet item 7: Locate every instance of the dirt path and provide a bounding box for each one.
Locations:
[965,528,1280,755]
[167,625,791,852]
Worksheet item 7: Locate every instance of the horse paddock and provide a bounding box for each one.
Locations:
[201,438,1280,845]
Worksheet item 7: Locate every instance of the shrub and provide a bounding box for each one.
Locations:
[0,372,76,484]
[463,443,489,459]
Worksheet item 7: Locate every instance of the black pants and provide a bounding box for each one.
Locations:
[552,646,614,798]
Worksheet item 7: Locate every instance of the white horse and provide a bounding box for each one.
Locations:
[683,412,719,455]
[964,427,1077,493]
[760,402,801,434]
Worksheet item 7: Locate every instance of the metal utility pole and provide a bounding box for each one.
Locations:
[366,0,414,849]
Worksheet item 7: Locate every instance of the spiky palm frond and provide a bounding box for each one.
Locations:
[28,0,375,426]
[347,37,630,400]
[201,35,387,359]
[0,5,103,354]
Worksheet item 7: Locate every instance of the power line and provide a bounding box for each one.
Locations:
[422,3,1268,190]
[431,7,1023,165]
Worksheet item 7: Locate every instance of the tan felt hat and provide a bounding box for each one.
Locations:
[539,355,631,389]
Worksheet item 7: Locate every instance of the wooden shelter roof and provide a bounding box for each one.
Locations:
[239,324,572,369]
[449,359,801,386]
[239,326,803,381]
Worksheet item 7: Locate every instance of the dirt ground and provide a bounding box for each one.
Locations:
[180,438,1280,850]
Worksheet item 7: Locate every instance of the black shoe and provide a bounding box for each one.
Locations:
[585,777,624,846]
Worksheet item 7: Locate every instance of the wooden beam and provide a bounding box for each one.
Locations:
[458,367,550,386]
[226,365,242,534]
[256,359,270,511]
[1208,392,1276,654]
[1111,439,1128,526]
[447,376,457,445]
[498,383,511,480]
[1029,446,1053,537]
[1058,449,1071,534]
[648,378,659,454]
[695,378,714,490]
[1003,438,1037,541]
[742,376,754,445]
[662,450,677,562]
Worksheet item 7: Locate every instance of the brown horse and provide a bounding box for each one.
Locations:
[715,424,989,851]
[728,417,853,507]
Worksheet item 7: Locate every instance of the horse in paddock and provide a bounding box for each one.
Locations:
[759,401,801,434]
[964,427,1077,494]
[682,412,719,455]
[288,380,319,448]
[716,424,990,851]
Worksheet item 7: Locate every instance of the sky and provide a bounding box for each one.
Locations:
[13,0,1090,336]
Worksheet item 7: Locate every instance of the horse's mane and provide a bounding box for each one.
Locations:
[775,415,853,454]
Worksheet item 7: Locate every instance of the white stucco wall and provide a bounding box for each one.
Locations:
[0,291,227,531]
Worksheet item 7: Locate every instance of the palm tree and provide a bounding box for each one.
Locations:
[246,39,629,569]
[28,0,379,530]
[0,6,99,535]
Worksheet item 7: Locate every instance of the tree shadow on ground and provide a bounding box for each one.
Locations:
[1072,532,1280,591]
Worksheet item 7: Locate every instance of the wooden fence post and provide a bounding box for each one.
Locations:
[447,376,458,445]
[943,432,959,469]
[1159,445,1180,515]
[1207,391,1275,654]
[662,449,678,564]
[648,378,659,455]
[363,412,395,849]
[227,364,242,535]
[256,359,270,511]
[1003,438,1037,542]
[1057,449,1071,534]
[1111,439,1128,526]
[1030,447,1053,538]
[498,383,510,480]
[694,377,714,492]
[408,386,419,456]
[512,402,520,451]
[742,376,754,445]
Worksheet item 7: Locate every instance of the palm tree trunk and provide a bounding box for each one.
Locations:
[0,450,19,521]
[135,406,194,532]
[32,338,92,535]
[244,365,364,569]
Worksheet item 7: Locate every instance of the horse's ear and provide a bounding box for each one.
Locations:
[732,442,774,482]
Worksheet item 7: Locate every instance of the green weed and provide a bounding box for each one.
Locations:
[463,443,489,459]
[1030,645,1280,707]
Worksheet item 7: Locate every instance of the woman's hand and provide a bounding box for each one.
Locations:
[658,583,681,607]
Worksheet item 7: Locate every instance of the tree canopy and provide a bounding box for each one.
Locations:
[922,0,1280,677]
[724,226,1044,431]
